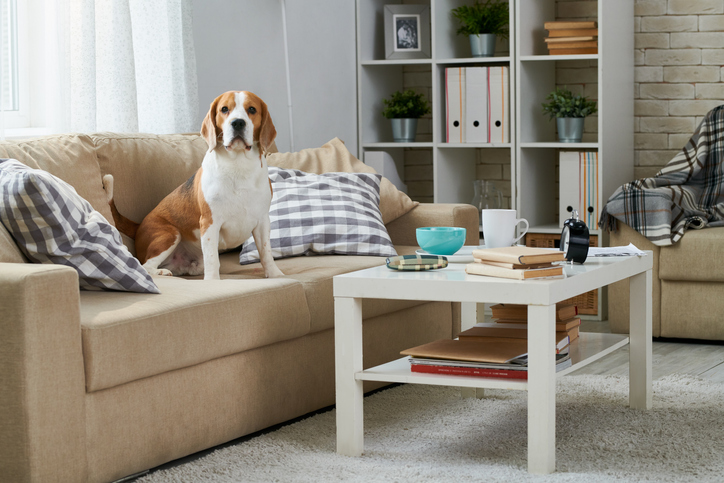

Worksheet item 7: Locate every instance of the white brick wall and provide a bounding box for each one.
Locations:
[635,0,724,178]
[400,0,723,200]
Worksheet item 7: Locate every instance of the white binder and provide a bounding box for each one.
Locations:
[581,151,599,228]
[559,151,599,229]
[464,67,488,143]
[445,67,466,143]
[559,151,582,228]
[488,66,510,143]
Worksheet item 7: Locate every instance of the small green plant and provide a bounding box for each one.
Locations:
[382,90,431,119]
[450,0,509,38]
[541,87,598,120]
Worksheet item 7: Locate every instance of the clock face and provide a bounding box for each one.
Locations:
[561,228,570,255]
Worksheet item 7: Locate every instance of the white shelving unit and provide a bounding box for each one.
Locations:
[356,0,516,206]
[356,0,634,241]
[515,0,634,236]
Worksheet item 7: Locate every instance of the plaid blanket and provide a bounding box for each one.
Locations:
[600,104,724,246]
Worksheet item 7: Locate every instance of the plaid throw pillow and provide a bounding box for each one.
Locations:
[239,167,397,264]
[0,159,160,293]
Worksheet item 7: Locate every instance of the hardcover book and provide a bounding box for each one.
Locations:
[472,246,566,265]
[465,262,563,280]
[491,303,578,322]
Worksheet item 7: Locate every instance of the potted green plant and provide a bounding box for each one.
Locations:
[382,89,431,142]
[541,87,598,143]
[450,0,509,58]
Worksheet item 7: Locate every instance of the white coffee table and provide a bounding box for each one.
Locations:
[333,253,653,474]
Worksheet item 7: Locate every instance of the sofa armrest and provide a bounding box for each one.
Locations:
[0,263,88,482]
[607,223,662,337]
[386,203,479,247]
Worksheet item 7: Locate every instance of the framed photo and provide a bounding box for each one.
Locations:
[384,5,431,60]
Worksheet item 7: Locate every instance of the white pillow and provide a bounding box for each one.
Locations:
[0,159,160,293]
[239,167,397,264]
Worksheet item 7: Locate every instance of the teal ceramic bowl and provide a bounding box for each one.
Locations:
[416,227,467,256]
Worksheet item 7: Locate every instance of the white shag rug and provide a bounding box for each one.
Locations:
[139,375,724,483]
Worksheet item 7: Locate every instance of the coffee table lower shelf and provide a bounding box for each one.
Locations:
[356,332,628,390]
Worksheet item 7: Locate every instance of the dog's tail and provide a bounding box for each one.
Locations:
[102,174,139,240]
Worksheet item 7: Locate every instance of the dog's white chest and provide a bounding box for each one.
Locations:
[201,154,272,250]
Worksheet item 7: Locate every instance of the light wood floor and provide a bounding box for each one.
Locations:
[574,319,724,383]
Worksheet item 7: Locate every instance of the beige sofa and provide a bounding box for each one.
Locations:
[0,133,478,483]
[608,222,724,340]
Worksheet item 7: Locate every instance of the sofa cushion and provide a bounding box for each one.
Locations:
[267,138,418,224]
[222,246,423,334]
[240,168,396,264]
[660,280,724,340]
[80,275,310,392]
[0,160,159,293]
[90,133,207,225]
[0,134,113,223]
[659,227,724,282]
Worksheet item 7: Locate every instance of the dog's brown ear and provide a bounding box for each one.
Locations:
[201,96,220,152]
[258,99,277,156]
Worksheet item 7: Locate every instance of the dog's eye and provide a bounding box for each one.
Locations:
[247,107,257,115]
[221,106,229,114]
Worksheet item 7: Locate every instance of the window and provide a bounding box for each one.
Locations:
[1,0,18,111]
[1,0,28,132]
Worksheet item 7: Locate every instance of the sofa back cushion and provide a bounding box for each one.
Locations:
[90,133,208,224]
[267,138,418,224]
[0,134,113,224]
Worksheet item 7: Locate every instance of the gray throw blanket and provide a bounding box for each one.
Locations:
[600,104,724,246]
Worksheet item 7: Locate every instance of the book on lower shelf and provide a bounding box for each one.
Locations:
[491,302,579,322]
[401,333,574,380]
[408,352,572,380]
[459,323,576,350]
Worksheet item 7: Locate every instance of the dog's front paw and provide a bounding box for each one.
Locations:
[204,272,221,281]
[147,267,173,277]
[265,266,285,278]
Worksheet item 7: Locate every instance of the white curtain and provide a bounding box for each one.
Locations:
[48,0,198,134]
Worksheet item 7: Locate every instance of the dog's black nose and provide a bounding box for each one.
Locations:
[231,119,245,131]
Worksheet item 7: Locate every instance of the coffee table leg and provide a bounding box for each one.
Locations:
[629,269,653,409]
[335,296,364,456]
[527,304,556,474]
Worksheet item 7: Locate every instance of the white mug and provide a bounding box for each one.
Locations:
[482,209,529,249]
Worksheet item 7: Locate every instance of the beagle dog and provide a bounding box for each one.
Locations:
[105,90,284,280]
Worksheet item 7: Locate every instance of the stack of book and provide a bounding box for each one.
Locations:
[401,330,572,380]
[400,302,581,380]
[543,20,598,55]
[489,302,581,344]
[465,246,566,280]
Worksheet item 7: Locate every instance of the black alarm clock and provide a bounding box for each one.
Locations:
[560,210,589,264]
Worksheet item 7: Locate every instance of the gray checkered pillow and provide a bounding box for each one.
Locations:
[0,159,160,293]
[239,167,397,264]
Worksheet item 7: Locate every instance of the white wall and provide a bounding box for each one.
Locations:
[191,0,358,155]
